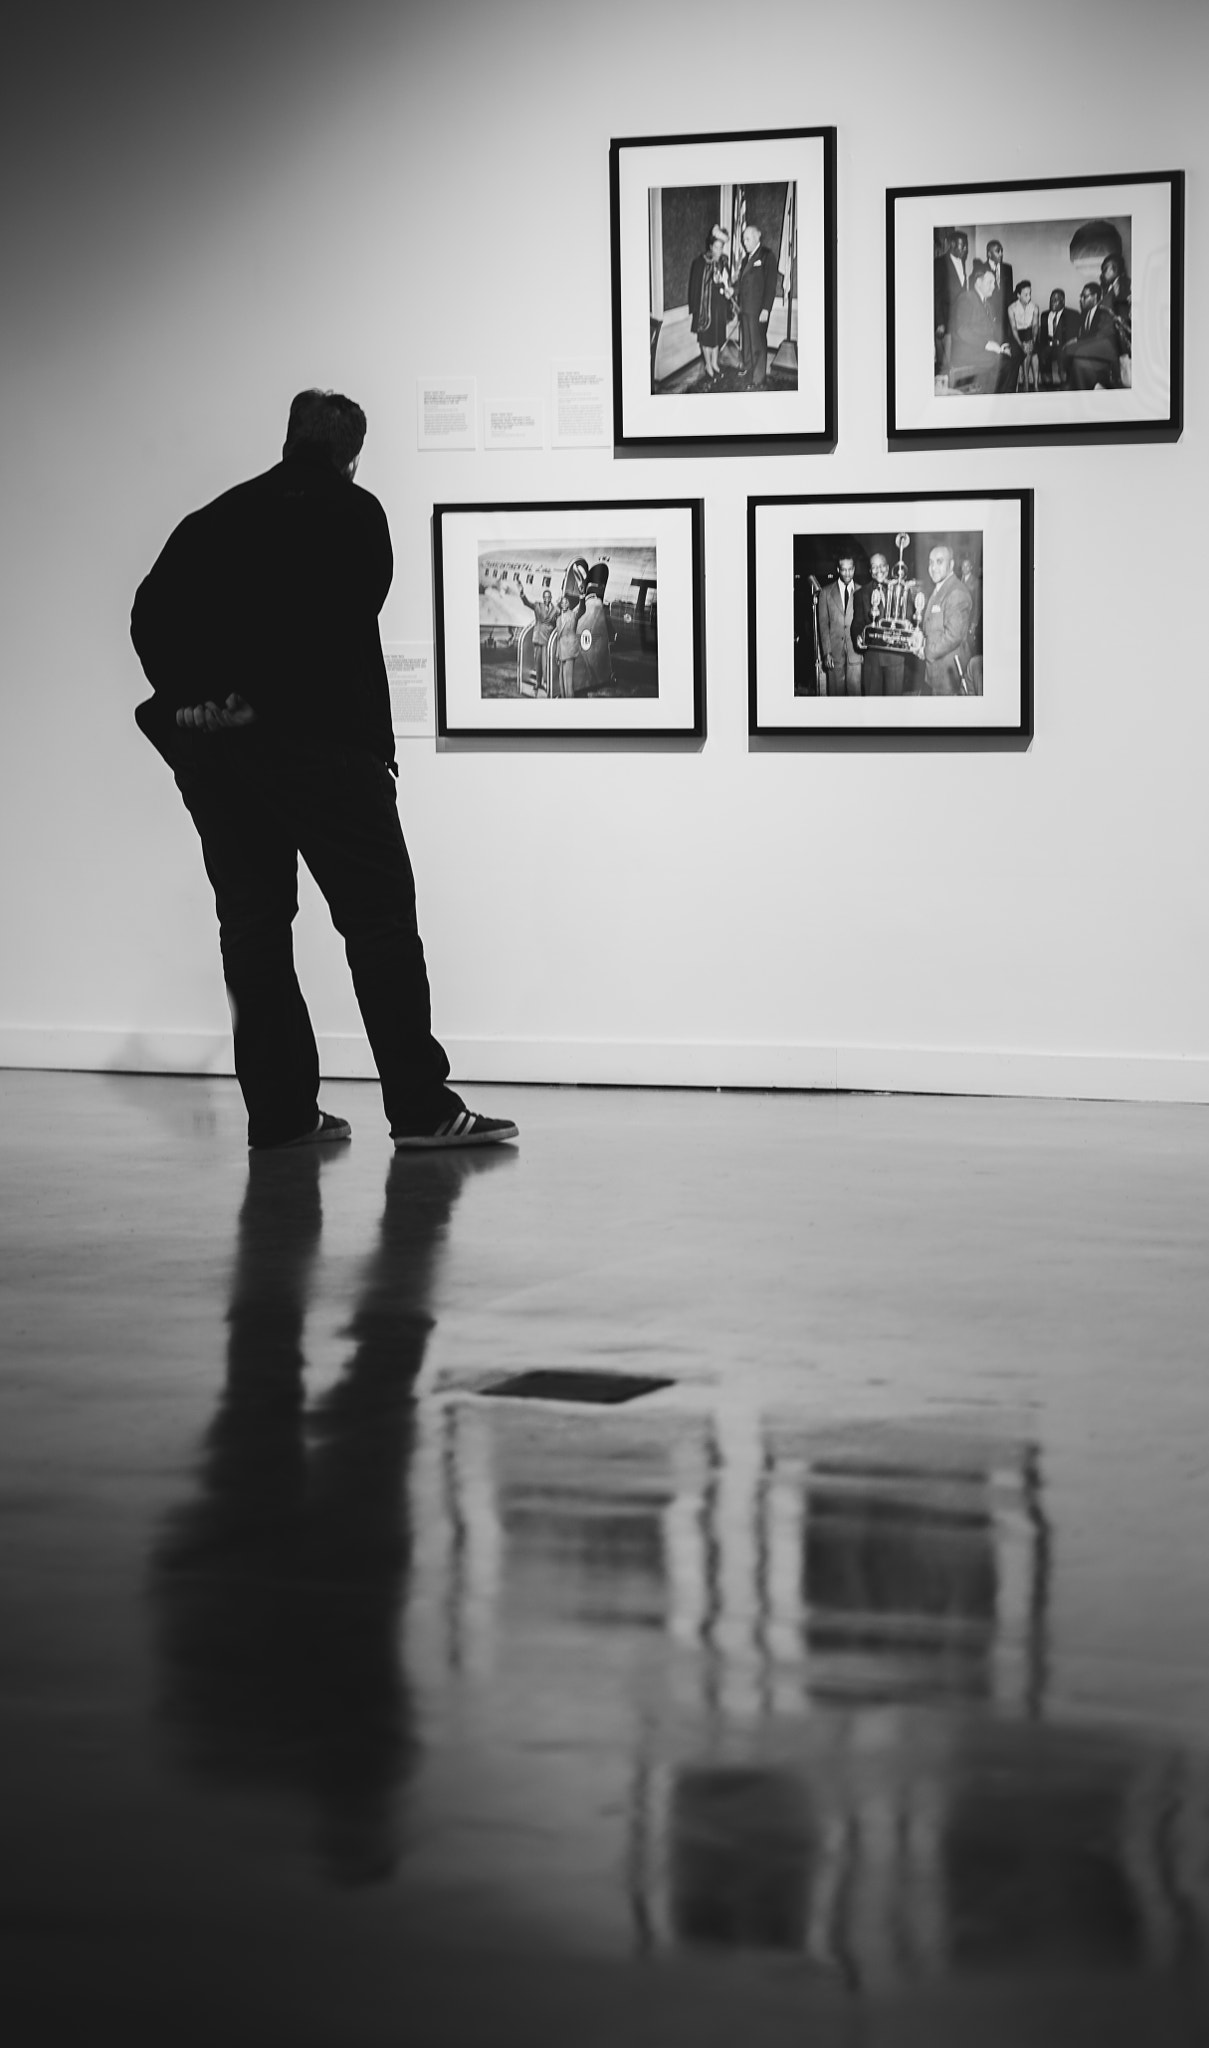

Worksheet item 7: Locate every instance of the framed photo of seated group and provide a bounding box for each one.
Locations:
[748,490,1033,740]
[887,170,1183,446]
[433,499,704,739]
[610,126,837,451]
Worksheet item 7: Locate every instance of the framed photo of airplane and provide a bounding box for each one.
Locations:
[887,170,1183,446]
[610,127,837,451]
[748,490,1033,740]
[433,500,704,739]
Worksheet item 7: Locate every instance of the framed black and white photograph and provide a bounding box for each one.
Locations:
[610,127,836,450]
[888,172,1182,445]
[433,501,704,739]
[749,491,1033,739]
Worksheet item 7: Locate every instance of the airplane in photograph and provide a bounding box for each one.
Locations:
[477,542,657,627]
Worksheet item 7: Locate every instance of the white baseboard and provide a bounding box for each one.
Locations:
[2,1027,1209,1104]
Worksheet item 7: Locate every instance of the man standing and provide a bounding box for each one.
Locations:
[1037,288,1079,388]
[935,230,968,377]
[735,222,779,390]
[852,553,905,698]
[984,238,1015,389]
[911,544,974,697]
[554,566,587,698]
[1099,253,1132,385]
[576,564,614,693]
[516,580,556,695]
[1061,281,1121,390]
[818,554,864,697]
[130,389,518,1153]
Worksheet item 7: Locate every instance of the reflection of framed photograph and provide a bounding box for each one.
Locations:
[888,172,1183,445]
[610,127,836,450]
[433,500,704,739]
[749,491,1033,739]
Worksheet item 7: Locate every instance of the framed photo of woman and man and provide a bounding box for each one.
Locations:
[610,127,837,450]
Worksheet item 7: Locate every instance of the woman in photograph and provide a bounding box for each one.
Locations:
[1008,280,1040,391]
[687,225,734,387]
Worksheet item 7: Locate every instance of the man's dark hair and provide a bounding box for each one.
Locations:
[970,258,991,285]
[284,389,367,471]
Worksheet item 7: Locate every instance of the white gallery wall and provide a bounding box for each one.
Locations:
[2,0,1206,1101]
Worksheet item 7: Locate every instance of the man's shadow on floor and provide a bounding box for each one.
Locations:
[149,1141,513,1886]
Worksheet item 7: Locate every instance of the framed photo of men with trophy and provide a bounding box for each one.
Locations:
[887,171,1183,447]
[748,490,1033,739]
[610,127,837,451]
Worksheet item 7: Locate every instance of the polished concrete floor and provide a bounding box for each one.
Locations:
[2,1070,1208,2046]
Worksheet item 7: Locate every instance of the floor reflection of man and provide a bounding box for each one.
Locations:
[150,1143,509,1886]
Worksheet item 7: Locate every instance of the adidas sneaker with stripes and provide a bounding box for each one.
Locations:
[392,1110,519,1151]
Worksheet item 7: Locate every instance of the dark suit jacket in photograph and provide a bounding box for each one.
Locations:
[950,290,1002,389]
[851,580,910,688]
[851,581,887,653]
[736,243,779,322]
[935,251,968,332]
[1037,304,1080,374]
[817,578,862,666]
[1063,304,1120,387]
[921,574,974,694]
[986,259,1014,344]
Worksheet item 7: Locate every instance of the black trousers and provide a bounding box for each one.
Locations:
[739,307,768,387]
[159,725,461,1146]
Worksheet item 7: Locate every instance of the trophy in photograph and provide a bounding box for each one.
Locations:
[864,534,925,654]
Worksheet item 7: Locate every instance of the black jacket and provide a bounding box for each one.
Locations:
[130,447,396,768]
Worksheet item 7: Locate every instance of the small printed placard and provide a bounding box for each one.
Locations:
[417,379,477,451]
[383,641,435,738]
[551,358,610,448]
[484,397,544,450]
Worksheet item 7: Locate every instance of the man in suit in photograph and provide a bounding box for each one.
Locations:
[1100,252,1132,384]
[1062,279,1121,390]
[983,239,1016,390]
[818,554,864,697]
[515,581,557,694]
[934,230,969,377]
[735,222,779,390]
[1037,288,1080,388]
[950,261,1012,393]
[852,553,906,698]
[911,545,974,697]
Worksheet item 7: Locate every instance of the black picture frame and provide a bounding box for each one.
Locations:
[433,500,705,741]
[887,170,1183,448]
[610,127,837,453]
[748,490,1034,741]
